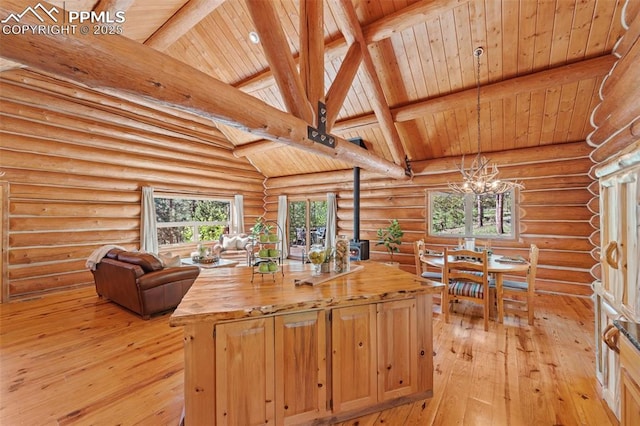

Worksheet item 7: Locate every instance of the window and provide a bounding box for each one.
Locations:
[155,196,232,246]
[288,198,327,258]
[429,190,517,239]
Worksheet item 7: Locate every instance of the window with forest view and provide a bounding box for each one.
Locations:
[155,197,231,246]
[429,191,516,239]
[288,199,327,257]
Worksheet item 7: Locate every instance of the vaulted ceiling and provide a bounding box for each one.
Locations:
[0,0,630,178]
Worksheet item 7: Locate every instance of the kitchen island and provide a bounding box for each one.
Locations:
[170,261,442,425]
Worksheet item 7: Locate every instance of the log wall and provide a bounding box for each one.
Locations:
[266,141,597,296]
[586,5,640,284]
[0,70,265,300]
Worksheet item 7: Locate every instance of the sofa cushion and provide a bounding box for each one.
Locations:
[222,235,238,250]
[159,252,182,268]
[236,236,250,250]
[117,251,164,272]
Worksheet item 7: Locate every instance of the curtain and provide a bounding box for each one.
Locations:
[140,186,158,254]
[325,193,337,250]
[277,195,288,258]
[234,194,244,234]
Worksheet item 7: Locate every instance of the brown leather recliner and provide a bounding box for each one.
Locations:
[92,249,200,319]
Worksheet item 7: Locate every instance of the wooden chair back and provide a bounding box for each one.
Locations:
[414,239,443,282]
[443,248,490,331]
[502,244,539,325]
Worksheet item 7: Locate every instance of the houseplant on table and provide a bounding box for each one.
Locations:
[376,219,404,266]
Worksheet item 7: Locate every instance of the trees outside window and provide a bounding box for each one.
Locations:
[155,197,231,246]
[429,191,516,239]
[288,199,327,257]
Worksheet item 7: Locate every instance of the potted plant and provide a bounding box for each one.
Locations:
[376,219,404,266]
[251,217,271,243]
[250,217,265,238]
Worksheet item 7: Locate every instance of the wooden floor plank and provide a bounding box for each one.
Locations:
[0,286,618,425]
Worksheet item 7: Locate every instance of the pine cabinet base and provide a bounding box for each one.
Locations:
[170,262,441,425]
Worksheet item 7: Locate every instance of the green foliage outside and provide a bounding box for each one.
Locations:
[431,192,513,237]
[288,200,327,244]
[155,198,230,245]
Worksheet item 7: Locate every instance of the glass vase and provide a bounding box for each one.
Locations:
[308,244,326,276]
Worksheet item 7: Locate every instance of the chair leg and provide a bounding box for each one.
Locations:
[442,288,449,323]
[483,295,489,331]
[527,293,534,325]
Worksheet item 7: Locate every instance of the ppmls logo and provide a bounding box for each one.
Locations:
[2,2,126,36]
[1,2,59,24]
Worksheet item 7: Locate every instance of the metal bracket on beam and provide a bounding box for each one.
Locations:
[307,101,335,147]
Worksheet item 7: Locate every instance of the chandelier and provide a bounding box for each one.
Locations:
[448,47,523,196]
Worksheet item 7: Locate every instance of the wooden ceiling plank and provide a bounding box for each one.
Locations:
[567,78,598,142]
[500,0,519,80]
[567,0,598,60]
[245,0,314,124]
[0,0,406,179]
[531,0,556,71]
[333,0,407,165]
[144,0,226,51]
[299,0,325,117]
[539,86,561,145]
[325,42,362,131]
[393,55,616,122]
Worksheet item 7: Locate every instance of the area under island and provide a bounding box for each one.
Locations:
[170,261,443,425]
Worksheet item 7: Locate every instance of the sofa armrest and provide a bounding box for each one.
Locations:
[137,266,200,290]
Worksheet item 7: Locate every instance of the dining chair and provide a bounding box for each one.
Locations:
[413,239,443,281]
[500,244,539,325]
[443,248,490,331]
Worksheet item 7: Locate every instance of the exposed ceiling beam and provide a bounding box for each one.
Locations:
[144,0,226,51]
[331,55,618,133]
[0,58,23,72]
[333,0,406,165]
[236,0,467,94]
[92,0,135,15]
[0,0,407,179]
[325,42,362,131]
[299,0,325,120]
[231,0,465,163]
[245,0,314,124]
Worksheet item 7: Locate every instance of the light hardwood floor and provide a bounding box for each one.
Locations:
[0,286,618,425]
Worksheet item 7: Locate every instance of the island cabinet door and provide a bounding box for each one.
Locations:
[331,304,377,413]
[215,317,275,426]
[376,299,418,401]
[274,310,327,425]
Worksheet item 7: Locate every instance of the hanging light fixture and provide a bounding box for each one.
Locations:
[448,47,524,195]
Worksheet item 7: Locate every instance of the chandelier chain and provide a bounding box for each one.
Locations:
[447,46,524,196]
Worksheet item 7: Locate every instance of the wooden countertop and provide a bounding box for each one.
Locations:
[169,261,443,326]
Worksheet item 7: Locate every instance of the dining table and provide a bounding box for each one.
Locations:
[421,252,530,323]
